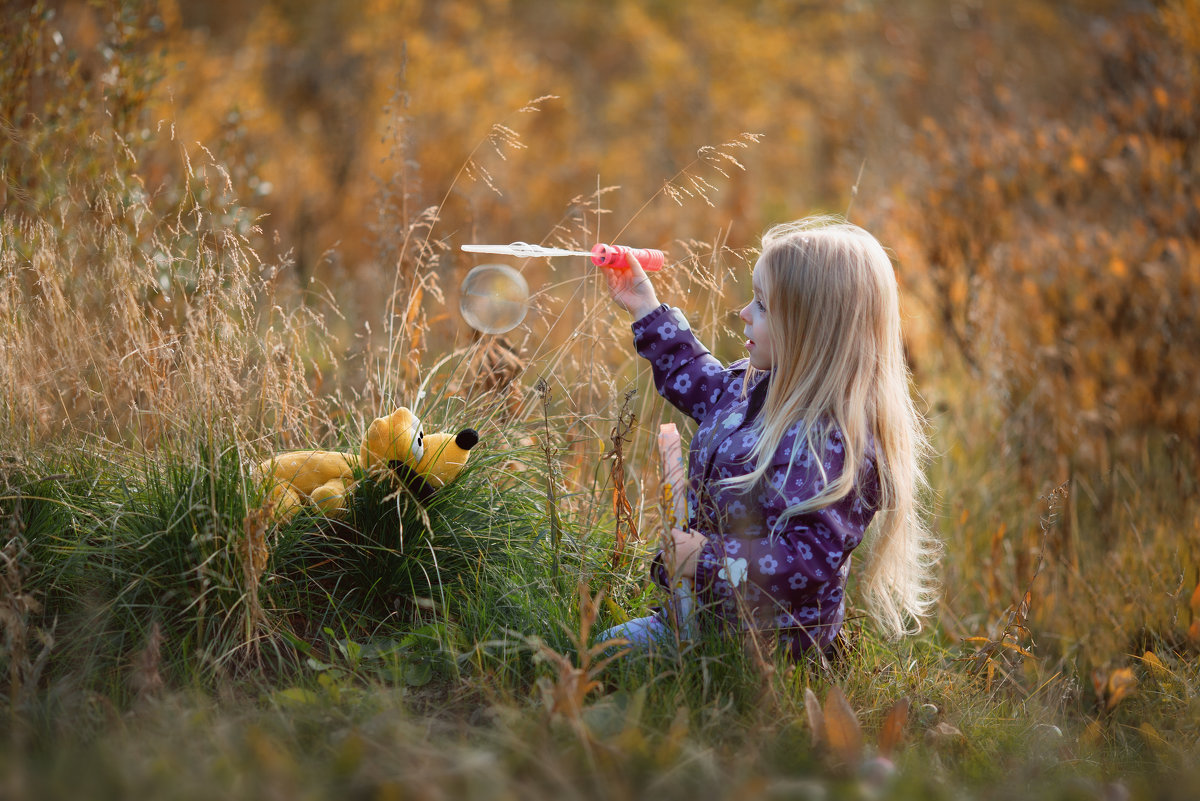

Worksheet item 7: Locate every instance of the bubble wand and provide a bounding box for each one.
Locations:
[461,241,667,271]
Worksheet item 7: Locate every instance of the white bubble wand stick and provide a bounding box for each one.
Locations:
[461,241,666,271]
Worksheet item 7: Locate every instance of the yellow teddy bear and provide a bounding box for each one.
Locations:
[256,407,478,521]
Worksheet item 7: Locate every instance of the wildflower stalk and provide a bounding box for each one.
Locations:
[535,377,562,576]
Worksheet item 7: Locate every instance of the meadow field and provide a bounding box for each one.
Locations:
[2,1,1199,798]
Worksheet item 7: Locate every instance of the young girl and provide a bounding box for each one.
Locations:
[602,216,937,658]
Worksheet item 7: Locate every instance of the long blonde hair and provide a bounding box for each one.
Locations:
[724,216,939,635]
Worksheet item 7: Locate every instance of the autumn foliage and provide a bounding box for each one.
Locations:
[884,5,1200,473]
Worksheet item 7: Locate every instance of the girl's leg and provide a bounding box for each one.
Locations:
[597,614,672,653]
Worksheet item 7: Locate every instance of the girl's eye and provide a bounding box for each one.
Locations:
[756,299,766,311]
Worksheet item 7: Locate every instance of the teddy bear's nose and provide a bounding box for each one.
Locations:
[455,429,479,450]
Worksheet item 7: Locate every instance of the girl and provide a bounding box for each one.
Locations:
[602,216,937,658]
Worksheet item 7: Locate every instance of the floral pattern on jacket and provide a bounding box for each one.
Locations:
[633,304,880,656]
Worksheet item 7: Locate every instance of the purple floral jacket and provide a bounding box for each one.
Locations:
[633,305,880,656]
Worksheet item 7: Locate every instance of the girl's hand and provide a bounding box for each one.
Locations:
[603,251,661,320]
[666,527,707,581]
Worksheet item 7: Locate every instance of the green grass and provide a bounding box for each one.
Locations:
[3,417,1200,800]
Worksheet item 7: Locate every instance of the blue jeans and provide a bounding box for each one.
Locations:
[598,614,674,653]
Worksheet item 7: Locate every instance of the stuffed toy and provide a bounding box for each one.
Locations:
[256,406,479,521]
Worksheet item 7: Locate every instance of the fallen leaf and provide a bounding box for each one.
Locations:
[878,697,910,758]
[804,687,826,748]
[1104,667,1138,711]
[603,595,629,626]
[823,685,864,767]
[274,687,320,706]
[1140,650,1171,682]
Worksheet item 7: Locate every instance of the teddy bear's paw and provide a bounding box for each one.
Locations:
[311,480,350,515]
[265,482,303,522]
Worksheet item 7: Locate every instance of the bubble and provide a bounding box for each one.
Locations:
[459,263,529,335]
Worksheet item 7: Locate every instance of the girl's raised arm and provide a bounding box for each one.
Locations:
[603,253,662,320]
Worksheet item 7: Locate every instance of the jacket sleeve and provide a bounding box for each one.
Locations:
[689,432,880,620]
[632,305,743,422]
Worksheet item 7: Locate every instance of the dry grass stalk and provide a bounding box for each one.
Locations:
[534,377,562,569]
[240,501,273,657]
[1,533,51,715]
[453,336,527,420]
[129,621,165,705]
[655,134,764,211]
[536,584,628,727]
[380,204,444,407]
[962,482,1068,693]
[606,389,639,569]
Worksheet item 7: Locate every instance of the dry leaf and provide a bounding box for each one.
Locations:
[1091,668,1107,702]
[1140,650,1171,682]
[878,697,910,758]
[804,687,825,748]
[1103,667,1137,711]
[998,640,1035,658]
[823,685,864,767]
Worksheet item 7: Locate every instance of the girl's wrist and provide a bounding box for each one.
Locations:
[630,299,662,321]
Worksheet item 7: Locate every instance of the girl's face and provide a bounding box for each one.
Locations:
[739,261,775,370]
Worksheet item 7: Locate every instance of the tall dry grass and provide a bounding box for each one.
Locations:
[0,5,336,454]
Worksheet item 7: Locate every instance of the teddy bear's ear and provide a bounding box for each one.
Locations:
[361,406,420,472]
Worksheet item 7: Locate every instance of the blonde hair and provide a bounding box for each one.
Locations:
[725,215,939,636]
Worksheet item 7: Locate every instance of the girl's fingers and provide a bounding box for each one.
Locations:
[603,263,633,307]
[625,252,650,283]
[600,250,660,316]
[667,528,706,580]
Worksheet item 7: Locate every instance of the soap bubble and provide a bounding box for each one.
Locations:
[459,263,529,335]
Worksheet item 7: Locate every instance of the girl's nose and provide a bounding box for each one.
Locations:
[738,303,751,323]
